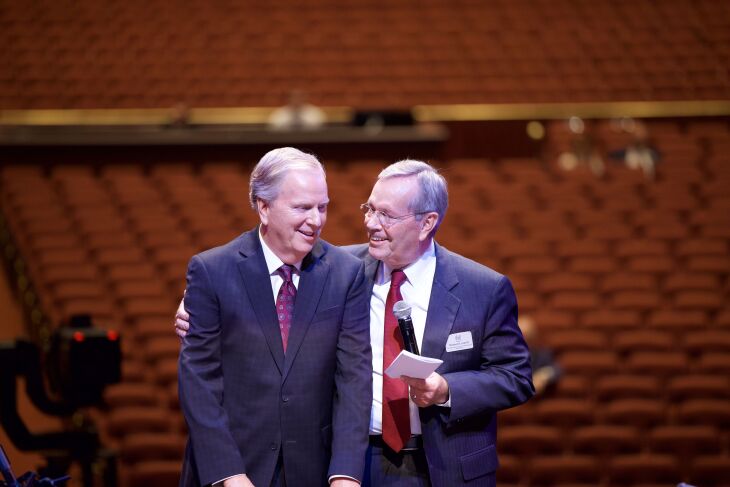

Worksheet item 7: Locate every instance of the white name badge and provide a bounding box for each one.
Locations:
[445,331,473,352]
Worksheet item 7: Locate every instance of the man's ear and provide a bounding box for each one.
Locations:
[257,199,270,226]
[418,212,439,241]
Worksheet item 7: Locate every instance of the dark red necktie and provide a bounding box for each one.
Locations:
[276,264,296,353]
[382,269,410,452]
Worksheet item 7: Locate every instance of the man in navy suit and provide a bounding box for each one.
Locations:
[178,147,372,487]
[178,159,533,486]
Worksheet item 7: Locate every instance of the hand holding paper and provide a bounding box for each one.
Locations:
[384,350,443,380]
[402,373,450,407]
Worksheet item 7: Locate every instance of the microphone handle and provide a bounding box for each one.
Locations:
[398,317,420,355]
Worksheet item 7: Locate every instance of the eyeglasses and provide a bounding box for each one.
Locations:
[359,203,428,228]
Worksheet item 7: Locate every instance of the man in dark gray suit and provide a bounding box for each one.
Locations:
[178,147,372,487]
[178,159,533,486]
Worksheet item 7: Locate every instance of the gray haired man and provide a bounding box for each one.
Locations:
[178,158,533,486]
[178,147,372,487]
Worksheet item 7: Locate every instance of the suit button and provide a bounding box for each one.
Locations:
[270,443,277,451]
[282,396,289,402]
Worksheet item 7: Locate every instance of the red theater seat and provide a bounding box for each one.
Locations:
[677,399,730,427]
[595,375,661,400]
[603,399,666,429]
[696,352,730,373]
[625,351,689,378]
[106,407,174,437]
[612,329,674,353]
[667,375,730,400]
[534,399,594,428]
[649,425,722,457]
[498,425,563,456]
[609,454,680,484]
[690,455,730,486]
[572,425,641,455]
[125,460,181,487]
[543,329,608,353]
[529,455,601,484]
[104,383,162,409]
[685,330,730,354]
[120,432,186,464]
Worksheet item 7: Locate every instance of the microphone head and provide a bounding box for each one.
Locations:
[393,300,412,320]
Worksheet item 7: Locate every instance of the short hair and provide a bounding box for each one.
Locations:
[249,147,324,209]
[377,159,448,236]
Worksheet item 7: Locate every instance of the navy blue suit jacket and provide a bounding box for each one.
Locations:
[179,229,372,487]
[344,243,534,487]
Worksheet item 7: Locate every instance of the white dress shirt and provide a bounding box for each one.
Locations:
[259,229,302,294]
[369,240,444,436]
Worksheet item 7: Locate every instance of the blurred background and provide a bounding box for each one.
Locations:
[0,1,728,486]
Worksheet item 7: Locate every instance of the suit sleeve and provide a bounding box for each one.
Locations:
[442,276,534,423]
[328,262,373,481]
[178,254,246,486]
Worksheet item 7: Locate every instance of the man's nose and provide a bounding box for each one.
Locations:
[364,211,381,230]
[306,207,322,226]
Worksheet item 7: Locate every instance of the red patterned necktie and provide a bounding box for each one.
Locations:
[276,264,297,353]
[382,269,410,452]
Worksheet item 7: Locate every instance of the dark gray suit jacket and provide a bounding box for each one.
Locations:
[179,229,372,487]
[344,243,534,487]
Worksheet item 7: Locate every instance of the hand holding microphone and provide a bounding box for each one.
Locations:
[392,301,450,407]
[393,300,419,355]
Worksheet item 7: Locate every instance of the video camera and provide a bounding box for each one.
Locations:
[0,314,121,486]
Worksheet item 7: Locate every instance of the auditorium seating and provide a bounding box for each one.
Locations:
[1,0,729,109]
[0,118,729,486]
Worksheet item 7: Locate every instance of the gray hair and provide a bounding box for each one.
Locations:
[378,159,448,236]
[249,147,324,208]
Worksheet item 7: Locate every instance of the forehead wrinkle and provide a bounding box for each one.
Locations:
[368,198,396,214]
[372,187,416,215]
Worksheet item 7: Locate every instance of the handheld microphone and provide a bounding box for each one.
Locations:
[393,300,419,355]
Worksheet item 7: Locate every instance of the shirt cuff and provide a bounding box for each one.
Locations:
[328,475,360,484]
[213,474,242,486]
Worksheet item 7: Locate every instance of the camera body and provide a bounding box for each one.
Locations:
[46,317,121,409]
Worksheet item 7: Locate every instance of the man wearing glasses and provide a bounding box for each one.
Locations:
[178,159,533,486]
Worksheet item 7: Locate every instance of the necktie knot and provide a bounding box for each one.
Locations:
[390,269,407,289]
[279,264,295,283]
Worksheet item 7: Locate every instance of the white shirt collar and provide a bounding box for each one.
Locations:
[258,227,303,276]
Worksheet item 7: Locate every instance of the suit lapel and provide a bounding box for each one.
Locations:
[237,230,285,374]
[421,245,461,360]
[362,252,379,294]
[283,241,329,378]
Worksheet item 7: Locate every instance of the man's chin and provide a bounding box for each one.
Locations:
[297,241,316,252]
[296,230,319,245]
[292,235,318,256]
[367,244,387,261]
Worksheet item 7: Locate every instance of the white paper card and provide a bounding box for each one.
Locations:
[384,350,443,379]
[445,331,473,352]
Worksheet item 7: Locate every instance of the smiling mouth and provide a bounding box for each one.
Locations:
[369,235,388,242]
[299,229,316,238]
